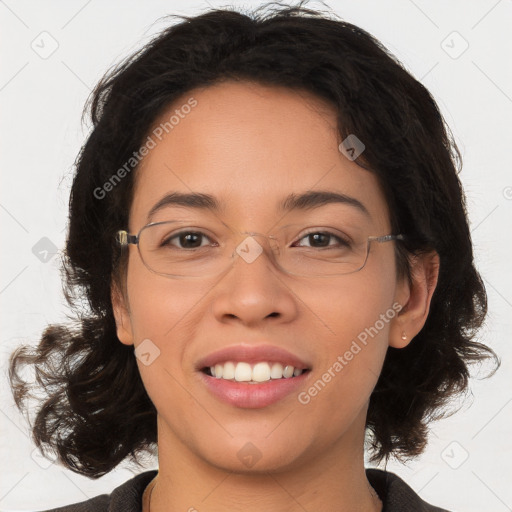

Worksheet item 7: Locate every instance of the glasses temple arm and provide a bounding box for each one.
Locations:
[116,230,138,246]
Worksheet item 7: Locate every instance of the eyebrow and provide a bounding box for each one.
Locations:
[147,190,369,222]
[279,190,369,216]
[147,192,221,222]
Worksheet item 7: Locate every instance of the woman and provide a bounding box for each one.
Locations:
[9,3,498,511]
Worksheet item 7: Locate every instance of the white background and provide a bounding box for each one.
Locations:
[1,1,511,511]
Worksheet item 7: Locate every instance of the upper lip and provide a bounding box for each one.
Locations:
[196,344,312,370]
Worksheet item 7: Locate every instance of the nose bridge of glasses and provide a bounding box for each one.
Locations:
[233,231,281,264]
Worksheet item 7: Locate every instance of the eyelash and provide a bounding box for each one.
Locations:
[293,229,351,249]
[161,229,351,250]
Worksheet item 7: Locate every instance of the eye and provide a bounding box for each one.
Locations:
[162,230,214,249]
[294,230,351,249]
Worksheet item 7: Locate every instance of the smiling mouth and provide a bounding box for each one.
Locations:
[201,361,311,383]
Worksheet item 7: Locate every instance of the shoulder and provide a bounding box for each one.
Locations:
[35,470,158,512]
[366,468,451,512]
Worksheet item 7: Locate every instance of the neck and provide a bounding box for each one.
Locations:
[149,414,382,512]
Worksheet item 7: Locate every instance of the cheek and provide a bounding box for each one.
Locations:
[297,263,397,417]
[124,258,217,384]
[125,250,213,339]
[307,257,398,350]
[124,269,210,415]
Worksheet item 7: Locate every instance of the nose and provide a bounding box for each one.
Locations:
[210,234,298,327]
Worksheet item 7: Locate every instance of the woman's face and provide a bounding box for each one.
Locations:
[113,81,411,473]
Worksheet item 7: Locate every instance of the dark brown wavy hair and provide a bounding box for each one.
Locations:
[9,2,499,478]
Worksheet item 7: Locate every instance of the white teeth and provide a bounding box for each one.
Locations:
[206,361,305,382]
[234,362,252,382]
[270,362,284,379]
[222,361,236,380]
[252,362,271,382]
[283,365,294,378]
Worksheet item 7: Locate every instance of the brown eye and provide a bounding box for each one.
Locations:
[306,232,330,247]
[162,231,211,249]
[295,231,351,249]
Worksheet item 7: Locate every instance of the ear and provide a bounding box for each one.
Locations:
[111,282,134,346]
[389,251,440,348]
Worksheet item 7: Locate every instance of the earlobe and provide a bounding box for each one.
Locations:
[389,251,440,349]
[111,283,134,346]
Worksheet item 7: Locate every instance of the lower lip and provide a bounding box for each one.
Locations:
[199,371,310,409]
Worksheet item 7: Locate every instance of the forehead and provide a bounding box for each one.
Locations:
[129,81,390,231]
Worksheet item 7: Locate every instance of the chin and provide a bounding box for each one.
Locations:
[192,429,319,475]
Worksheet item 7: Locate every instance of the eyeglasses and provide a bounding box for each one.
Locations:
[116,220,404,279]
